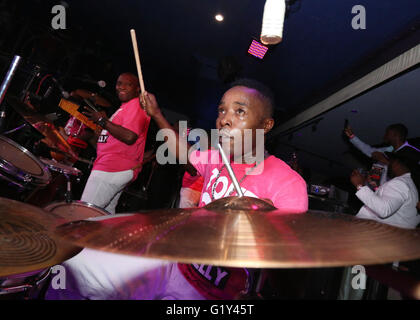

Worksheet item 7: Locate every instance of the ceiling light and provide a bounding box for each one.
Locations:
[261,0,286,45]
[215,14,224,22]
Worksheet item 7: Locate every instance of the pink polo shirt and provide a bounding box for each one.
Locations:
[93,98,150,180]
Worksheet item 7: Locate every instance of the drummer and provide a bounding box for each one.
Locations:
[78,73,151,214]
[46,78,308,300]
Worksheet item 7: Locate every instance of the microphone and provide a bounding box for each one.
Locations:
[51,77,70,99]
[97,80,106,88]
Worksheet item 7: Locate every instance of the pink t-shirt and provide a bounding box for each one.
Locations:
[93,98,150,180]
[190,149,308,212]
[178,149,308,299]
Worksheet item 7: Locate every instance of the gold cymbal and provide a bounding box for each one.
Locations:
[70,89,111,107]
[0,197,82,277]
[54,196,420,268]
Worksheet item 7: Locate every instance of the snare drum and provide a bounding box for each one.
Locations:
[0,135,51,189]
[44,201,109,223]
[39,158,82,176]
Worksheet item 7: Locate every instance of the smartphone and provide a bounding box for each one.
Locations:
[344,118,349,129]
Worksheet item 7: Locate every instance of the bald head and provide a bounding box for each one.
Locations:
[116,73,140,102]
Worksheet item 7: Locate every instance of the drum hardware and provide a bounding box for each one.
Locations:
[0,55,22,133]
[1,122,30,136]
[0,268,51,299]
[39,157,82,203]
[19,65,42,102]
[42,146,93,166]
[64,173,72,203]
[83,98,99,113]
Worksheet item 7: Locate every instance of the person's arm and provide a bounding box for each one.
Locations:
[83,108,138,145]
[141,92,190,164]
[350,136,393,157]
[371,151,390,165]
[344,126,393,157]
[355,180,408,219]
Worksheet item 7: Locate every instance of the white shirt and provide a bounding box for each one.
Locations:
[350,137,420,186]
[356,173,420,229]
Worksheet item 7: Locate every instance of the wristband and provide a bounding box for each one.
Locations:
[349,134,355,139]
[96,117,107,127]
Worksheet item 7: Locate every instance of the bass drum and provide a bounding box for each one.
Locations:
[44,200,109,223]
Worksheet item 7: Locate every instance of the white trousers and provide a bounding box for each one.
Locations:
[45,249,205,300]
[81,169,133,214]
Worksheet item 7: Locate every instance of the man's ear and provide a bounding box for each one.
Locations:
[263,118,274,134]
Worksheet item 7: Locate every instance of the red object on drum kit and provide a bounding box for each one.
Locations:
[67,136,88,149]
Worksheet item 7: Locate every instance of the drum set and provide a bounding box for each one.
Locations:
[0,63,115,298]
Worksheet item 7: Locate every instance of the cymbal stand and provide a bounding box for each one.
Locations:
[1,122,30,135]
[0,55,21,133]
[63,173,72,203]
[237,269,266,299]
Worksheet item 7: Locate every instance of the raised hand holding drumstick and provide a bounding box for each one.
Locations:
[130,29,146,94]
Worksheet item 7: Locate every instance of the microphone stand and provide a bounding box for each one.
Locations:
[0,55,22,133]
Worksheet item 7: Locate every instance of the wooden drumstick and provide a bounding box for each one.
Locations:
[130,29,146,94]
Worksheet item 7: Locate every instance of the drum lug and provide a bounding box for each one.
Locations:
[23,174,32,183]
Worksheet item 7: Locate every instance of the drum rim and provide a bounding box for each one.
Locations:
[39,157,82,176]
[0,135,51,184]
[44,200,109,215]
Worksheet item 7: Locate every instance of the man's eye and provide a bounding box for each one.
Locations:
[237,109,245,115]
[218,108,225,114]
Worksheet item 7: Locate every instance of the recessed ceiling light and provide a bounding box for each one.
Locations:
[215,14,224,22]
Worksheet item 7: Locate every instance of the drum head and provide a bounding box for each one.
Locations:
[0,136,50,185]
[44,201,109,222]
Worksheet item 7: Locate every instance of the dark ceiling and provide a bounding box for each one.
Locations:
[1,0,420,129]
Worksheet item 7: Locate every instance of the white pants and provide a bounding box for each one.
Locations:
[45,249,205,300]
[81,170,133,214]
